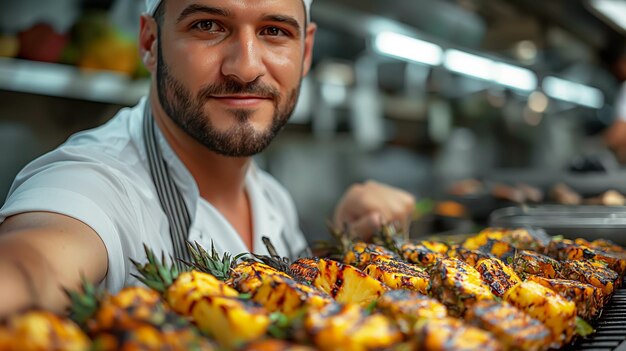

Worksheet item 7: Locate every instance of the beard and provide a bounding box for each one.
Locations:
[155,42,299,157]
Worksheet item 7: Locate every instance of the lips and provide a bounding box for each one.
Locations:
[210,95,272,107]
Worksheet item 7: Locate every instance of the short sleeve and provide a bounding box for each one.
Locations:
[0,160,141,292]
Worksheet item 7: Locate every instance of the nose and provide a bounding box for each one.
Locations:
[221,29,266,83]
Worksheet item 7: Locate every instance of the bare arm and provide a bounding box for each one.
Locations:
[0,212,108,318]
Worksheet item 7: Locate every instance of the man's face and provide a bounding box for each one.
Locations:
[154,0,315,157]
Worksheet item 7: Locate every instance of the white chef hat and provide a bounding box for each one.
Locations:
[145,0,313,21]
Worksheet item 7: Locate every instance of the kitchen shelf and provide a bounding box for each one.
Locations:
[0,57,149,106]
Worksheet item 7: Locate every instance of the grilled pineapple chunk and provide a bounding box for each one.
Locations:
[465,300,551,351]
[228,261,294,292]
[376,290,447,334]
[547,239,626,277]
[475,258,522,297]
[192,296,270,349]
[6,311,90,351]
[503,281,576,347]
[343,242,397,269]
[91,323,215,351]
[448,245,495,268]
[247,274,333,316]
[166,270,240,315]
[414,317,504,351]
[511,250,561,279]
[418,240,451,255]
[575,238,626,255]
[363,255,430,294]
[399,242,445,267]
[476,228,548,251]
[462,238,517,262]
[304,303,402,351]
[526,276,603,320]
[290,258,387,307]
[560,259,619,302]
[240,339,317,351]
[428,258,495,316]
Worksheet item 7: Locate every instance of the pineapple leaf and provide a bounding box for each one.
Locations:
[575,316,595,337]
[377,224,404,257]
[65,274,103,328]
[131,244,180,294]
[185,241,241,281]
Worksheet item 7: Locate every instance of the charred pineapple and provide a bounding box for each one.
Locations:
[475,258,522,298]
[90,323,215,351]
[560,259,619,302]
[503,280,577,347]
[465,300,551,351]
[462,238,517,262]
[398,242,445,267]
[475,228,549,251]
[414,317,504,351]
[448,245,495,268]
[546,239,626,277]
[290,258,387,307]
[363,255,430,294]
[418,240,451,255]
[526,275,603,320]
[428,258,495,316]
[511,250,561,279]
[239,339,317,351]
[304,303,402,351]
[343,241,398,269]
[5,311,90,351]
[376,290,447,334]
[132,246,269,349]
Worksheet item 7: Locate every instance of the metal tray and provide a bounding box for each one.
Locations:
[489,205,626,245]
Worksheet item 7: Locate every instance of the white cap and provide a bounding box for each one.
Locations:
[146,0,313,21]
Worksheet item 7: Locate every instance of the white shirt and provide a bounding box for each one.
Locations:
[0,98,308,293]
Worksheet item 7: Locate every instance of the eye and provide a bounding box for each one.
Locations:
[262,26,288,37]
[192,20,222,32]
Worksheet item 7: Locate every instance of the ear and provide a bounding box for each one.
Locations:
[301,22,317,78]
[139,14,159,73]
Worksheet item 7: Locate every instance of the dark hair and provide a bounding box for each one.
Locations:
[153,0,166,26]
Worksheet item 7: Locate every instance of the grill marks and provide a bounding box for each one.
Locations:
[476,258,522,298]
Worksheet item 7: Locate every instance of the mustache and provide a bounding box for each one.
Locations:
[198,78,280,101]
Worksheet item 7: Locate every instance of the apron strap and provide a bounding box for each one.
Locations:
[142,103,192,268]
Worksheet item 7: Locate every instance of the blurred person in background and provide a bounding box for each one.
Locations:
[0,0,415,318]
[604,48,626,163]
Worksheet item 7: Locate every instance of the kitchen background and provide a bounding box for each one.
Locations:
[1,0,626,244]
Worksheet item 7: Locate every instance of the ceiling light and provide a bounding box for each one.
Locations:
[494,62,537,91]
[374,32,444,66]
[587,0,626,34]
[542,76,604,109]
[444,49,493,81]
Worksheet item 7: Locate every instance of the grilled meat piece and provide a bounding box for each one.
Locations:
[448,245,495,268]
[376,290,448,334]
[343,242,397,269]
[414,317,504,351]
[465,300,551,351]
[475,258,522,298]
[547,239,626,277]
[305,303,402,351]
[399,242,445,267]
[560,259,619,302]
[511,250,561,279]
[290,258,387,307]
[526,275,603,320]
[363,255,430,294]
[503,281,577,347]
[428,258,495,316]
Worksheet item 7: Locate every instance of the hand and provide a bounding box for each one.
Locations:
[604,119,626,164]
[333,180,416,241]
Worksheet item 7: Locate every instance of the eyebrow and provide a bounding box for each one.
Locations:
[262,14,302,36]
[177,4,231,23]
